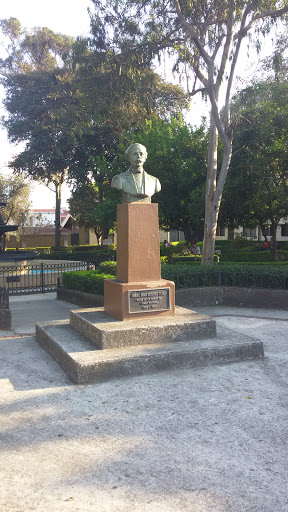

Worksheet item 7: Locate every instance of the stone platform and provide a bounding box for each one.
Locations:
[35,306,264,384]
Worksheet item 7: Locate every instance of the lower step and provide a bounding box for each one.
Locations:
[36,320,264,385]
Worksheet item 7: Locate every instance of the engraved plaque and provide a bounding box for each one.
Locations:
[128,287,170,314]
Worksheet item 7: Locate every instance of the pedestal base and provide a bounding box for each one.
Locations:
[104,279,175,320]
[36,308,264,384]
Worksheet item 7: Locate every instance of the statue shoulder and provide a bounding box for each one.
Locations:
[111,170,129,190]
[144,171,161,192]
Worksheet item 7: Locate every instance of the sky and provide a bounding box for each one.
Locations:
[0,1,283,209]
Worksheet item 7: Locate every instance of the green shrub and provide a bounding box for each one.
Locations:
[215,239,257,253]
[63,270,114,295]
[219,251,288,262]
[161,263,288,290]
[220,251,272,262]
[70,245,99,252]
[172,255,202,264]
[277,251,288,261]
[160,241,186,257]
[63,263,288,294]
[99,260,117,275]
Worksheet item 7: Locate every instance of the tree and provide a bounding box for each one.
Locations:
[0,18,73,73]
[66,36,188,184]
[220,78,288,260]
[2,67,77,246]
[68,182,118,245]
[88,0,288,264]
[65,37,188,240]
[0,174,31,248]
[0,19,75,247]
[116,116,208,243]
[1,19,187,248]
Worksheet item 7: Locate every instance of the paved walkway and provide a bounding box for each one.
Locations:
[1,294,288,511]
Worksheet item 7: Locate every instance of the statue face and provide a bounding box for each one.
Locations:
[128,144,147,171]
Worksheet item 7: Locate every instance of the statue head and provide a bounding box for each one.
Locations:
[125,143,147,172]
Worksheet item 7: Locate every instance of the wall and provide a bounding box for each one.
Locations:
[6,233,71,248]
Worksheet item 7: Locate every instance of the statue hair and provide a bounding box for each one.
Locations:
[125,143,147,160]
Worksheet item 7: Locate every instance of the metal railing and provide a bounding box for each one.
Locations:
[0,261,94,295]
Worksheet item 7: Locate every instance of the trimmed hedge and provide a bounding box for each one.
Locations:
[63,263,288,294]
[37,250,116,263]
[219,251,288,262]
[161,263,288,290]
[63,270,115,295]
[11,245,116,259]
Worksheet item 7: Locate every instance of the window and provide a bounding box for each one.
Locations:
[243,227,257,238]
[216,226,226,237]
[281,224,288,237]
[264,226,271,237]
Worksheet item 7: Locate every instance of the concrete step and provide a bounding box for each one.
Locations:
[69,306,217,349]
[36,319,264,385]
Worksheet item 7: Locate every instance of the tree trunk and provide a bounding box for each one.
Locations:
[101,226,110,244]
[55,182,62,247]
[94,228,102,246]
[228,226,235,240]
[202,109,232,265]
[202,111,218,265]
[182,224,202,245]
[2,233,6,251]
[271,221,278,262]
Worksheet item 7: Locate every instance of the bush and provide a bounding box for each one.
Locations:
[63,263,288,294]
[63,270,114,295]
[219,251,288,262]
[70,245,100,252]
[172,255,201,264]
[161,263,288,290]
[160,241,186,257]
[99,260,117,275]
[38,250,116,263]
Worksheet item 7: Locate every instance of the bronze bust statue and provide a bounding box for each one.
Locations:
[111,143,161,203]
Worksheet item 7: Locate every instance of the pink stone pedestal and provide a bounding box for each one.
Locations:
[104,203,175,320]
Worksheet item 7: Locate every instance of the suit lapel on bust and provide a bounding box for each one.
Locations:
[126,170,135,190]
[143,171,148,195]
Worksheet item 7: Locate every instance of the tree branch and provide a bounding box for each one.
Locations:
[171,0,212,67]
[234,3,288,40]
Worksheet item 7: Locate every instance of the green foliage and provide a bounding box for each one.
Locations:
[68,182,118,244]
[161,264,288,290]
[220,252,272,262]
[62,260,288,295]
[0,21,78,247]
[221,251,288,262]
[88,0,288,264]
[160,256,168,264]
[0,174,31,246]
[0,18,73,73]
[222,78,288,261]
[98,260,117,275]
[62,270,114,294]
[119,117,208,242]
[0,174,31,225]
[66,37,187,189]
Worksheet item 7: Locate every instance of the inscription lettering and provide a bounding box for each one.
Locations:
[128,288,170,314]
